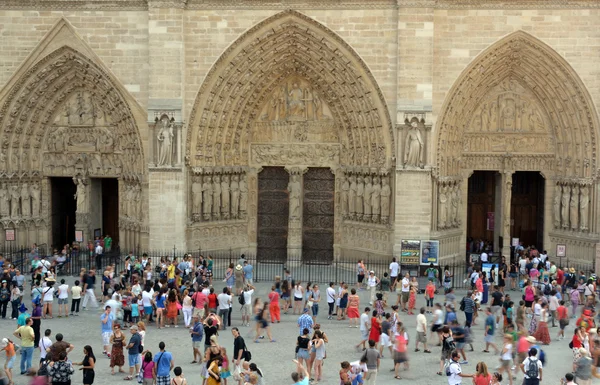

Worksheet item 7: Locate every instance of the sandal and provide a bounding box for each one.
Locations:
[437,372,443,376]
[414,348,420,352]
[124,376,133,381]
[482,350,490,353]
[394,376,402,379]
[424,350,431,353]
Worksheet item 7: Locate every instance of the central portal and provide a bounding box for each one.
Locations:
[257,167,290,262]
[302,168,334,263]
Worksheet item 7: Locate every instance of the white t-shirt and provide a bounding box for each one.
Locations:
[243,289,254,305]
[447,361,462,385]
[71,286,82,300]
[502,343,513,360]
[540,253,547,263]
[132,284,142,297]
[359,313,370,331]
[367,276,378,288]
[389,262,399,277]
[57,284,69,299]
[401,277,410,292]
[42,287,55,301]
[350,360,368,374]
[522,357,542,379]
[326,287,336,304]
[416,314,427,332]
[433,309,444,325]
[39,336,52,359]
[39,259,50,273]
[217,293,231,310]
[95,245,103,255]
[480,252,488,262]
[519,258,527,272]
[142,291,153,307]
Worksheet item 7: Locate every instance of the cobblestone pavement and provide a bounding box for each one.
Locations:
[0,277,581,385]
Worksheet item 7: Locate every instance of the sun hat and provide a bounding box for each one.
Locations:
[526,336,537,343]
[235,264,243,271]
[130,325,138,331]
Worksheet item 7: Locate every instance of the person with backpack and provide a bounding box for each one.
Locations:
[520,347,542,385]
[437,326,455,376]
[460,291,475,328]
[446,350,473,385]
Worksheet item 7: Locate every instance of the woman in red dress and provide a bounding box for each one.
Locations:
[368,310,382,347]
[533,302,551,345]
[346,289,361,327]
[165,288,179,327]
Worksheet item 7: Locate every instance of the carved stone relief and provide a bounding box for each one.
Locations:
[339,167,391,225]
[0,179,42,223]
[251,143,340,167]
[436,180,462,231]
[554,180,591,232]
[188,223,248,252]
[152,114,183,168]
[340,223,392,254]
[401,117,426,168]
[190,167,247,223]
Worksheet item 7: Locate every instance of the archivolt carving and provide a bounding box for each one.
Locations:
[436,31,598,180]
[186,10,393,169]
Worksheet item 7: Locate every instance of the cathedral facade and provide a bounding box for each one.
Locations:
[0,0,598,264]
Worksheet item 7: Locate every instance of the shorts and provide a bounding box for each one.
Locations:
[58,298,68,305]
[241,304,252,317]
[102,332,112,345]
[394,351,408,364]
[44,300,53,304]
[401,292,409,303]
[501,359,512,368]
[456,342,465,349]
[5,356,15,369]
[357,275,365,283]
[144,306,153,315]
[524,300,533,308]
[510,273,517,278]
[379,333,392,347]
[431,324,442,333]
[484,334,494,343]
[441,350,452,360]
[294,297,303,302]
[193,308,205,318]
[156,376,170,385]
[192,341,203,349]
[491,305,501,315]
[128,353,140,368]
[559,319,569,330]
[297,348,310,360]
[361,330,369,341]
[258,319,268,329]
[416,331,426,343]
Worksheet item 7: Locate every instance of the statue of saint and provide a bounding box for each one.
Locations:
[0,184,9,218]
[230,174,240,219]
[221,175,230,219]
[450,185,459,226]
[239,175,248,218]
[287,83,305,119]
[202,176,213,221]
[438,185,448,229]
[580,185,589,231]
[553,184,562,229]
[570,185,579,230]
[20,183,30,218]
[192,180,203,216]
[380,177,390,224]
[355,176,364,220]
[74,178,87,213]
[363,175,373,221]
[404,121,424,167]
[212,175,221,220]
[157,119,174,166]
[340,175,349,217]
[30,183,40,218]
[348,175,357,218]
[371,176,381,223]
[288,174,301,219]
[561,185,570,229]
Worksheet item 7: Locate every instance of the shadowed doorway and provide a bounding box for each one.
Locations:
[467,171,497,254]
[50,177,76,249]
[510,171,544,250]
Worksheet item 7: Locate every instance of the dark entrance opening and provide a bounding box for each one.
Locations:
[256,167,289,263]
[302,168,334,263]
[511,171,544,250]
[50,177,77,249]
[102,178,119,247]
[467,171,497,255]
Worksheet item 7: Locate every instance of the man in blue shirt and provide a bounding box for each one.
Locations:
[125,325,141,380]
[153,341,174,385]
[242,261,253,285]
[100,305,114,357]
[190,315,203,363]
[483,307,499,354]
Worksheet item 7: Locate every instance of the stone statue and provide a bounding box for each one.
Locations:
[221,175,230,219]
[456,185,463,225]
[157,119,174,166]
[570,185,579,230]
[313,91,324,120]
[0,184,9,218]
[340,175,349,218]
[438,184,448,229]
[134,185,142,220]
[239,174,248,219]
[30,183,40,218]
[363,175,373,221]
[126,185,135,218]
[450,184,459,227]
[288,174,301,219]
[371,176,381,223]
[74,178,87,213]
[380,177,390,224]
[404,120,424,167]
[20,183,30,218]
[191,179,203,217]
[304,88,314,120]
[212,175,221,220]
[561,185,570,229]
[202,176,213,221]
[553,184,562,229]
[348,175,357,219]
[580,185,589,231]
[230,174,240,219]
[355,176,364,220]
[504,178,512,237]
[287,83,305,119]
[9,185,19,218]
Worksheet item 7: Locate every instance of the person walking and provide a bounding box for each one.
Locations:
[56,279,69,318]
[346,289,360,327]
[389,258,400,290]
[461,291,475,328]
[190,314,203,364]
[70,280,82,316]
[400,273,410,312]
[363,339,380,385]
[241,284,255,327]
[73,345,96,385]
[415,307,431,353]
[297,307,314,336]
[447,351,473,385]
[483,307,499,354]
[153,341,174,385]
[1,338,16,385]
[13,316,34,374]
[326,282,336,320]
[100,305,115,357]
[124,325,142,380]
[231,327,247,377]
[82,270,98,310]
[520,347,543,385]
[267,285,280,324]
[109,323,125,375]
[355,307,370,351]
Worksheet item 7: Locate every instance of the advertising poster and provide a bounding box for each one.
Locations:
[420,240,439,265]
[400,240,421,266]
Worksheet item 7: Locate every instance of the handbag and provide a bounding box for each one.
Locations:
[137,361,147,383]
[242,340,252,361]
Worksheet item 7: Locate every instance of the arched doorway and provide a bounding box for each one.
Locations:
[185,10,395,261]
[0,22,146,251]
[435,31,599,262]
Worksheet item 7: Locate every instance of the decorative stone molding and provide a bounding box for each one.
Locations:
[339,167,392,225]
[187,222,248,252]
[398,0,600,9]
[0,178,43,221]
[251,144,340,168]
[340,223,393,255]
[190,167,248,223]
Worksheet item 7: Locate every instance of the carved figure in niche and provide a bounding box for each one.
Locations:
[481,103,490,131]
[561,185,570,229]
[191,179,203,217]
[9,185,19,218]
[348,175,357,219]
[570,185,579,230]
[450,185,459,227]
[30,183,40,218]
[287,83,305,120]
[404,120,424,168]
[134,185,142,220]
[355,176,364,220]
[266,87,284,121]
[20,183,30,218]
[288,174,301,219]
[340,175,349,218]
[553,184,562,229]
[304,88,314,120]
[456,185,462,225]
[363,175,372,221]
[157,119,174,166]
[212,175,221,220]
[74,178,87,213]
[489,102,498,131]
[580,185,589,231]
[529,109,544,132]
[201,176,213,221]
[239,174,248,219]
[499,98,516,132]
[371,176,381,223]
[98,132,114,153]
[504,178,512,237]
[0,184,8,218]
[230,174,240,219]
[221,175,230,219]
[313,91,324,120]
[380,177,390,224]
[438,185,448,229]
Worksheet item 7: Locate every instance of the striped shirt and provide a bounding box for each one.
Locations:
[297,314,314,335]
[463,297,475,313]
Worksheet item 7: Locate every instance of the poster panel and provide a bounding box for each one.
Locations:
[420,240,439,265]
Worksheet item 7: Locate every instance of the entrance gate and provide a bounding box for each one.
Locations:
[256,167,289,262]
[302,168,335,263]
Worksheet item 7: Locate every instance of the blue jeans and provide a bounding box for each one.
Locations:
[20,346,34,373]
[465,312,473,327]
[312,304,319,317]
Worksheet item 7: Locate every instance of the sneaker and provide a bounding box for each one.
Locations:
[460,360,468,364]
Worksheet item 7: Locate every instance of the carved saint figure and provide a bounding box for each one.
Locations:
[500,98,516,131]
[480,103,490,131]
[561,185,570,229]
[230,174,240,219]
[371,176,381,223]
[239,174,248,219]
[553,184,562,229]
[380,177,390,224]
[580,185,589,231]
[221,175,230,219]
[74,179,87,213]
[363,175,373,220]
[313,91,324,120]
[30,183,40,218]
[20,183,30,218]
[191,180,203,217]
[288,174,301,219]
[404,121,424,167]
[287,83,305,119]
[438,184,448,229]
[355,176,364,220]
[212,175,221,220]
[267,87,286,121]
[134,185,142,220]
[0,184,8,218]
[570,185,579,230]
[304,88,314,120]
[340,175,350,217]
[202,176,213,221]
[348,175,357,218]
[157,120,174,166]
[504,178,512,238]
[450,184,459,227]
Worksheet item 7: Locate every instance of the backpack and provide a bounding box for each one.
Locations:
[238,292,245,306]
[525,358,539,378]
[543,284,552,296]
[443,335,456,351]
[38,359,50,376]
[445,361,458,376]
[459,297,466,312]
[0,288,9,302]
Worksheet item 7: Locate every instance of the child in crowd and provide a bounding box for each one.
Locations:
[131,296,140,324]
[220,346,231,385]
[172,366,187,385]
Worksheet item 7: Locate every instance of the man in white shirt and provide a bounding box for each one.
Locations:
[326,282,337,320]
[38,256,50,274]
[415,307,430,353]
[94,243,103,270]
[447,351,473,385]
[240,284,254,327]
[518,256,528,277]
[367,271,380,305]
[39,329,53,361]
[520,348,543,385]
[355,307,371,351]
[217,287,231,330]
[400,273,410,311]
[480,251,488,263]
[57,279,69,318]
[389,258,400,290]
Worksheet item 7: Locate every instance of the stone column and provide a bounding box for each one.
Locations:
[501,170,514,257]
[74,176,92,243]
[285,166,307,265]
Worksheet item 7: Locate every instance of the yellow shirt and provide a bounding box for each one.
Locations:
[16,325,34,347]
[167,265,175,279]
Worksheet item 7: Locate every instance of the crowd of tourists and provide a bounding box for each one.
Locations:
[0,246,599,385]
